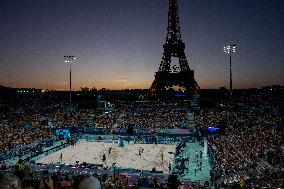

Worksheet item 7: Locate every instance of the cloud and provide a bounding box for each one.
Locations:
[115,79,128,83]
[49,82,68,86]
[122,82,134,88]
[112,75,134,89]
[116,75,128,78]
[53,88,66,91]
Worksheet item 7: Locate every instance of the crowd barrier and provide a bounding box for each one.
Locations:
[82,134,190,145]
[112,128,193,137]
[49,126,196,138]
[84,127,108,135]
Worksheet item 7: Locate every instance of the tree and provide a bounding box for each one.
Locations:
[90,87,97,95]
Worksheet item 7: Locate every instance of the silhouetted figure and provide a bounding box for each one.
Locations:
[168,163,172,174]
[102,154,106,162]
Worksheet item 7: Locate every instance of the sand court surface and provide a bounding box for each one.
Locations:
[36,140,176,173]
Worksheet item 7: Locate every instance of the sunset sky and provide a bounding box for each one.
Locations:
[0,0,283,90]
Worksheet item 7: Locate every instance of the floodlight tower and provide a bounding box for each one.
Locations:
[64,55,77,105]
[223,44,236,103]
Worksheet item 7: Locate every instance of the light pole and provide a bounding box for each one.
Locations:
[223,44,236,103]
[64,55,77,105]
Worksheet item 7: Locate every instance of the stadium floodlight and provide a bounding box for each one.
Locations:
[224,44,236,54]
[64,55,77,105]
[223,44,237,104]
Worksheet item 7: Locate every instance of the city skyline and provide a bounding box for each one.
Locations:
[0,0,283,90]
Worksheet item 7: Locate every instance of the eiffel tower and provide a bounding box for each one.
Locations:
[150,0,199,98]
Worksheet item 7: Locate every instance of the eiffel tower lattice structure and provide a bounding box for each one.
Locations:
[149,0,199,98]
